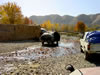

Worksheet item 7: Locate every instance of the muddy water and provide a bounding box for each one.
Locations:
[0,41,80,73]
[0,42,80,61]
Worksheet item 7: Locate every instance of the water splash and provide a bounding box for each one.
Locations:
[59,42,74,47]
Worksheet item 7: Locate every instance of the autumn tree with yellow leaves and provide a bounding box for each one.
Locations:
[46,20,53,30]
[24,17,30,24]
[0,2,23,24]
[54,23,59,31]
[74,21,86,33]
[41,20,53,30]
[41,20,76,32]
[41,20,61,31]
[29,19,33,24]
[24,16,34,24]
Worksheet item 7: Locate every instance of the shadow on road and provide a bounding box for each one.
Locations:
[42,44,58,47]
[87,54,100,66]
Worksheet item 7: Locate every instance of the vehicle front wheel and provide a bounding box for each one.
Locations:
[80,46,84,53]
[85,52,91,60]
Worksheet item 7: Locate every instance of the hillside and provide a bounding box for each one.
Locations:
[30,13,100,26]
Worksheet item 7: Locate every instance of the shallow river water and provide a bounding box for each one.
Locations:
[0,41,80,73]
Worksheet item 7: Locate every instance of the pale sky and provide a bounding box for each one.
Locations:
[0,0,100,17]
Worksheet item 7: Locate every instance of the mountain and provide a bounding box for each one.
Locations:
[30,14,74,24]
[29,13,100,26]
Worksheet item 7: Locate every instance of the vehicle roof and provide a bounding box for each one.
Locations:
[41,28,47,31]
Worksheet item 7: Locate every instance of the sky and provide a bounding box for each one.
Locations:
[0,0,100,17]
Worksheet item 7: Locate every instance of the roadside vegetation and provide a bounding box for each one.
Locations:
[0,2,100,33]
[40,19,100,35]
[0,2,33,24]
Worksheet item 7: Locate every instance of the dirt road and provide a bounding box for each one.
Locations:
[0,36,97,75]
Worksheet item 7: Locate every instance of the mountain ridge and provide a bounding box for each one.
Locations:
[29,13,100,26]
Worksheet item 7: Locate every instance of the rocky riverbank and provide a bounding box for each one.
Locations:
[0,36,98,75]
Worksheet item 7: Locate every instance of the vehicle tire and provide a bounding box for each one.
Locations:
[47,41,51,45]
[42,41,44,46]
[51,41,54,45]
[80,46,84,53]
[56,41,58,45]
[85,52,91,60]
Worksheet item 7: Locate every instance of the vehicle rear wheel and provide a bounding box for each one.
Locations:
[42,41,44,46]
[47,41,51,45]
[56,41,58,45]
[51,41,54,45]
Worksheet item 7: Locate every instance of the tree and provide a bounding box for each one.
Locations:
[54,23,59,31]
[46,20,52,30]
[24,17,30,24]
[24,17,34,24]
[61,24,65,32]
[0,2,23,24]
[74,21,86,33]
[29,19,33,24]
[41,20,53,30]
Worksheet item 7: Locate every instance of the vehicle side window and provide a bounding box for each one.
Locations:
[83,33,86,40]
[85,37,88,42]
[84,34,88,42]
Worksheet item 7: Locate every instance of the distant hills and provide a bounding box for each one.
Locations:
[30,13,100,26]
